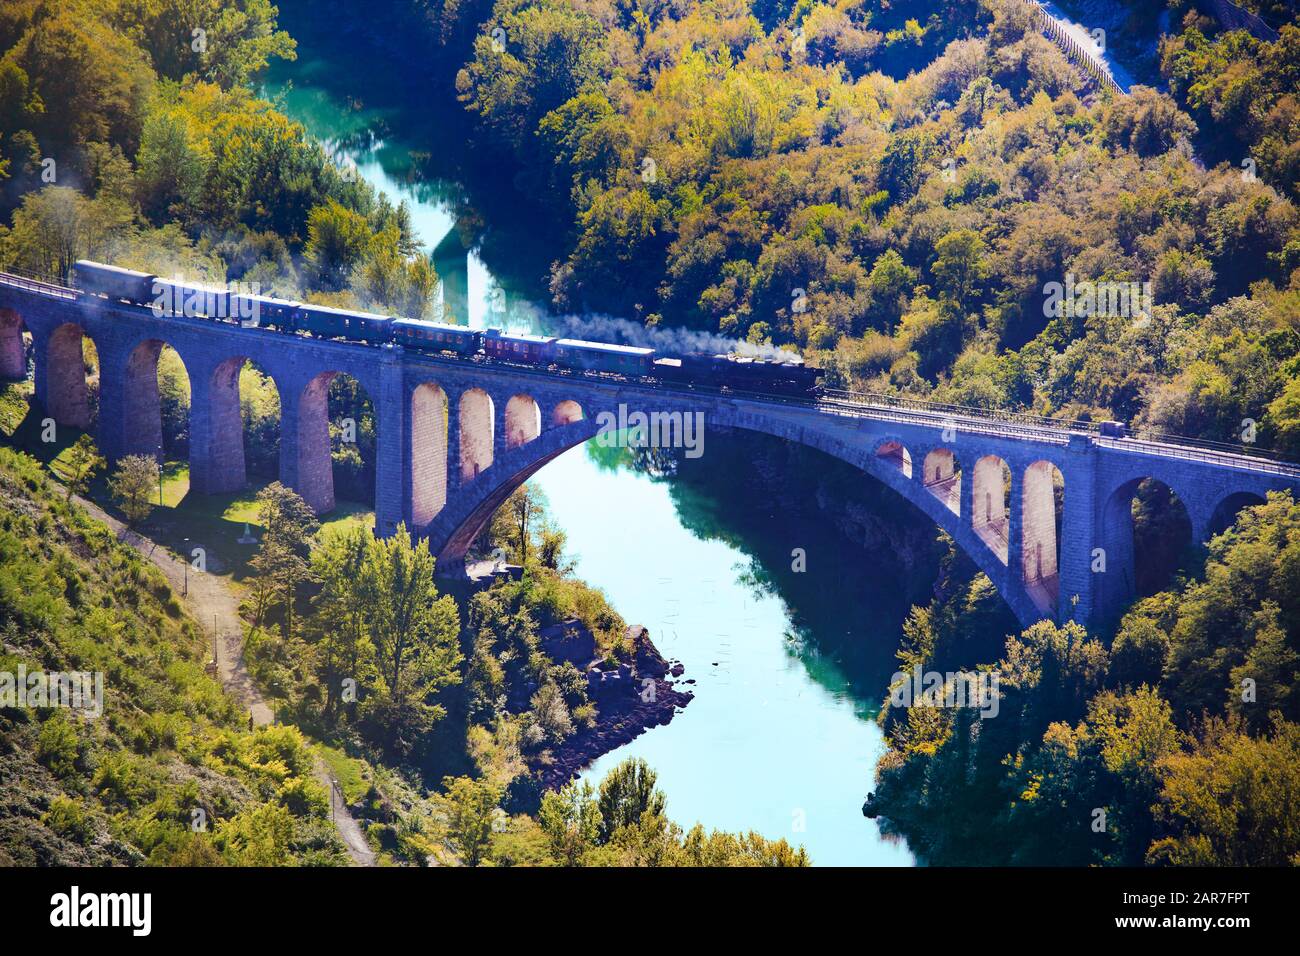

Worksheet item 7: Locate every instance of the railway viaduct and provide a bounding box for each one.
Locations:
[3,271,1298,630]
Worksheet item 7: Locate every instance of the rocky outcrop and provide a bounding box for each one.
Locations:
[537,626,692,791]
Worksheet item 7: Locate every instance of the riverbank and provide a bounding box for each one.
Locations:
[537,626,693,790]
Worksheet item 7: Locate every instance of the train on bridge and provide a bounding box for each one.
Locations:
[72,261,823,396]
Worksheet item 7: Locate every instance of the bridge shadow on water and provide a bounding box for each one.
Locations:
[605,426,1019,709]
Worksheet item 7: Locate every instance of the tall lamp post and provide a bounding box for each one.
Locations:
[182,537,189,597]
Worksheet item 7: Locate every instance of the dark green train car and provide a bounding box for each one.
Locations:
[299,304,393,343]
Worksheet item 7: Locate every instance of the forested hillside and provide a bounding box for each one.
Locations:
[874,491,1300,866]
[326,0,1300,452]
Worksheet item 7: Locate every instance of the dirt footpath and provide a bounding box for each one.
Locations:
[73,494,377,866]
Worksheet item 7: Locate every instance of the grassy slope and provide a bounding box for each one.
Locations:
[0,443,347,866]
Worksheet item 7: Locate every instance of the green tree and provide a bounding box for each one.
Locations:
[1148,716,1300,866]
[62,433,103,502]
[931,229,990,306]
[308,523,376,720]
[108,454,158,526]
[250,482,316,637]
[538,778,602,865]
[359,525,462,756]
[596,757,667,843]
[304,198,374,290]
[442,775,502,867]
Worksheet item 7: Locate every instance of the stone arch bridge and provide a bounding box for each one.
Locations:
[3,271,1298,629]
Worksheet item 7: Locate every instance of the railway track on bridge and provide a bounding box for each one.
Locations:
[3,269,1298,480]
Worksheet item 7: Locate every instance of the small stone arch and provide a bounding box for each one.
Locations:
[411,382,449,527]
[1022,460,1063,614]
[505,394,541,449]
[972,454,1011,564]
[552,399,584,427]
[1208,490,1268,539]
[460,388,494,481]
[875,440,912,478]
[923,447,960,514]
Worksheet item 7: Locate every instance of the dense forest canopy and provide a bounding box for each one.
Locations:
[439,0,1300,449]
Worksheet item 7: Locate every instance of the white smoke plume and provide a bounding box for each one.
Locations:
[505,306,803,364]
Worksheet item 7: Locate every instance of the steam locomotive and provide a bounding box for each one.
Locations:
[72,260,822,396]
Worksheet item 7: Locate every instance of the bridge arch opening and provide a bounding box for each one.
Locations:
[423,416,1054,632]
[1208,490,1267,539]
[552,399,584,427]
[923,447,960,515]
[1022,460,1063,614]
[0,308,28,380]
[1099,477,1193,616]
[296,371,376,515]
[122,339,191,470]
[460,388,494,481]
[45,322,98,430]
[875,440,912,478]
[411,382,449,528]
[505,394,541,449]
[972,454,1010,564]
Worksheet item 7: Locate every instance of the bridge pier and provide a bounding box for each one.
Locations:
[285,374,335,515]
[188,358,247,494]
[374,357,408,537]
[1057,437,1098,624]
[493,391,509,461]
[119,340,165,461]
[0,308,24,379]
[1007,473,1024,579]
[445,393,461,501]
[40,323,94,431]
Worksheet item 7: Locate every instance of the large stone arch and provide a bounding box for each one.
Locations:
[411,381,449,527]
[45,321,96,429]
[505,393,541,449]
[0,307,26,380]
[459,387,494,481]
[422,404,1045,625]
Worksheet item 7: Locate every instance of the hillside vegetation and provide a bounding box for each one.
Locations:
[0,446,347,865]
